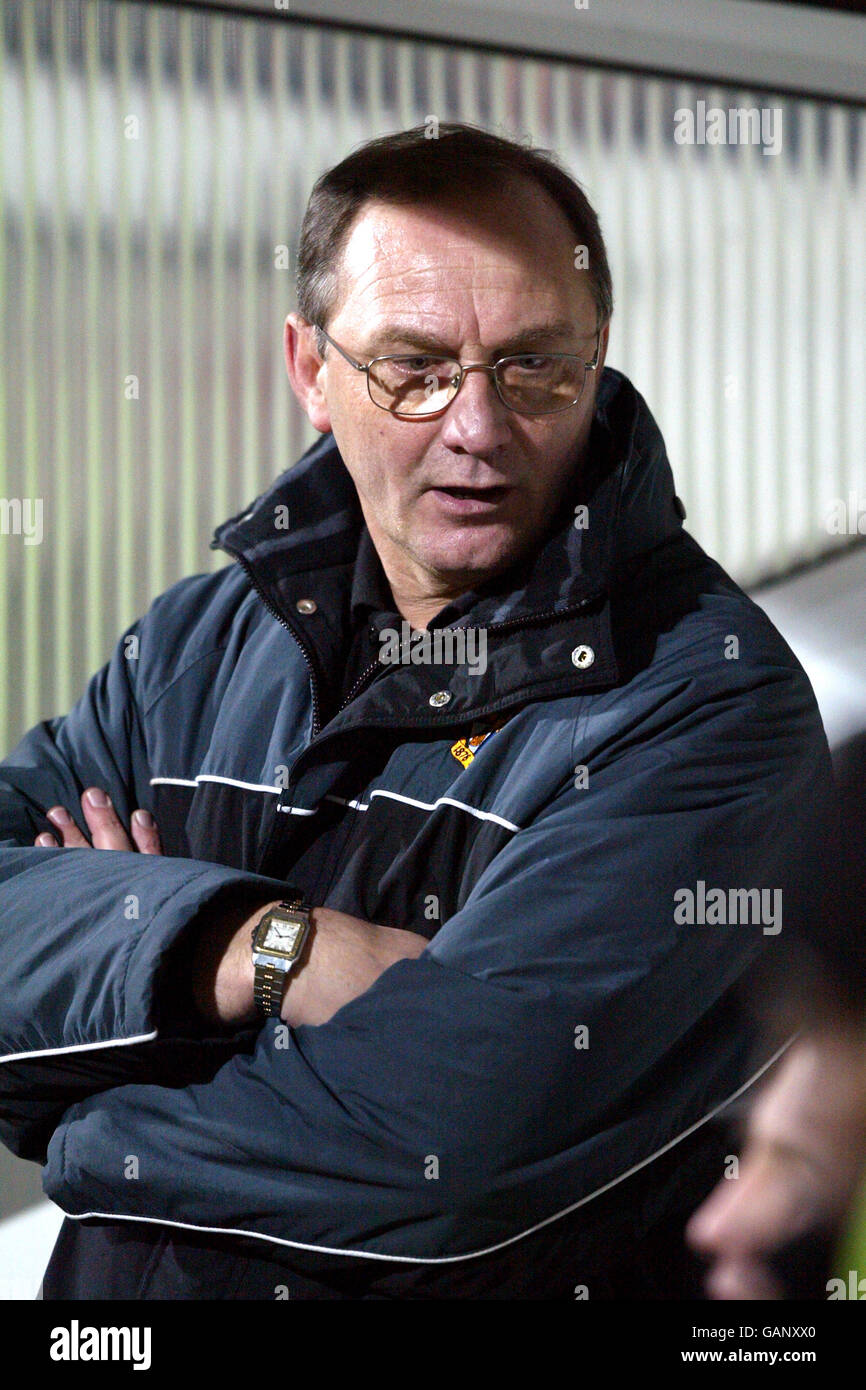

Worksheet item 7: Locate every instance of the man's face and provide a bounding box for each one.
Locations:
[286,179,607,605]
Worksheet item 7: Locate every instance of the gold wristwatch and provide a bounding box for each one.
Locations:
[251,895,313,1018]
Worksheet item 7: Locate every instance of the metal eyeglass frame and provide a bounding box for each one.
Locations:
[312,324,601,418]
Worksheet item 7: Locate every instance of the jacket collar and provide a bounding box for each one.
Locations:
[212,368,683,611]
[210,367,686,731]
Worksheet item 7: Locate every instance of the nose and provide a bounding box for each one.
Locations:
[437,364,512,454]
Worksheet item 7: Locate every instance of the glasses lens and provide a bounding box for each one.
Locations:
[368,356,461,415]
[495,355,586,414]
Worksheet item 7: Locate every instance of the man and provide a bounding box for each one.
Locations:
[0,123,833,1299]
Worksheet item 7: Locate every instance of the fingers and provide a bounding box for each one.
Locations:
[131,808,163,855]
[44,803,92,848]
[33,789,163,854]
[78,788,136,850]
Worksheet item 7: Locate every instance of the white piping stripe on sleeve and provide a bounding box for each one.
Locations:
[150,774,281,795]
[0,1030,158,1065]
[411,794,519,833]
[150,771,312,811]
[149,779,519,832]
[366,789,520,833]
[324,794,370,811]
[196,775,282,794]
[52,1041,793,1267]
[301,790,519,829]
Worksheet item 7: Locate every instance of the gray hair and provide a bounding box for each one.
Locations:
[296,122,613,352]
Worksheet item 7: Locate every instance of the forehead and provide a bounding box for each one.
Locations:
[331,183,595,337]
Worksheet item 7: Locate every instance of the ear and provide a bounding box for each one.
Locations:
[595,319,611,376]
[284,314,332,434]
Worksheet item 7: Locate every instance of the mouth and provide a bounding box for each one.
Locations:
[428,484,512,514]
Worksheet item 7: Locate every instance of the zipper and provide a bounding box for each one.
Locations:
[476,592,599,637]
[229,561,606,799]
[336,592,601,715]
[231,551,324,737]
[339,657,384,712]
[336,592,601,714]
[232,539,602,740]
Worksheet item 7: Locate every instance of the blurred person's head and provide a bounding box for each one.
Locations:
[686,1028,866,1299]
[687,748,866,1299]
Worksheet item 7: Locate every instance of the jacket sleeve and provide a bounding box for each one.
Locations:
[0,589,308,1160]
[38,653,834,1262]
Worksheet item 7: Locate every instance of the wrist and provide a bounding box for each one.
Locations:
[276,906,319,1026]
[192,894,283,1029]
[251,897,317,1022]
[279,907,427,1028]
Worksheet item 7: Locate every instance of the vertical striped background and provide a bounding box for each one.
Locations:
[0,0,864,753]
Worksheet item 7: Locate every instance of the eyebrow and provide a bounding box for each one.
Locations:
[366,320,587,357]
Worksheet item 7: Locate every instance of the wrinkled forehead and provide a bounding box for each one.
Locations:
[330,185,596,335]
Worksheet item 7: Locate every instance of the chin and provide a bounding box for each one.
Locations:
[421,531,522,583]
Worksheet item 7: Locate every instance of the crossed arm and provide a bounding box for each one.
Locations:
[3,616,836,1262]
[34,788,427,1031]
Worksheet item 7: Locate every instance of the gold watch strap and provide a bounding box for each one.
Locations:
[253,962,289,1017]
[251,897,311,1018]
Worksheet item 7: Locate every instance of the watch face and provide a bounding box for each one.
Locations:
[260,916,304,957]
[262,922,300,956]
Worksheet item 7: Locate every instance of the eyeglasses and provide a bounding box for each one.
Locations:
[313,324,601,418]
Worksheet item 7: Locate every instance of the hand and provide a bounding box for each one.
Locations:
[30,784,266,1031]
[34,786,163,854]
[33,788,429,1034]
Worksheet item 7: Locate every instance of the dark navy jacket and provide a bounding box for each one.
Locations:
[0,368,833,1298]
